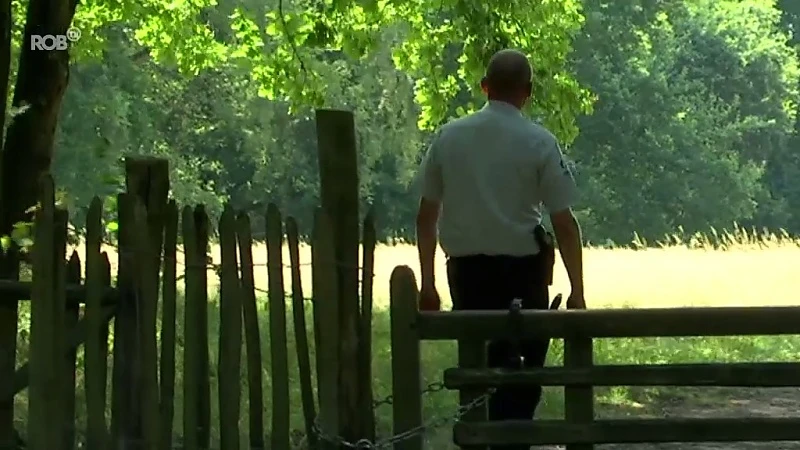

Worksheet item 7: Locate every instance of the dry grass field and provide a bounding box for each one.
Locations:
[78,231,800,309]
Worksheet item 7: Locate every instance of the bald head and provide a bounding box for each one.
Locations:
[481,49,533,103]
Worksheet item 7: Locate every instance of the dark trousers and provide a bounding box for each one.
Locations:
[447,254,549,450]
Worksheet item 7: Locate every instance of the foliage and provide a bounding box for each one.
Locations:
[7,0,800,246]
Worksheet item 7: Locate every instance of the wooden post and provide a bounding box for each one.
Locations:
[111,157,170,449]
[564,335,594,450]
[316,109,362,445]
[312,209,340,450]
[389,266,423,450]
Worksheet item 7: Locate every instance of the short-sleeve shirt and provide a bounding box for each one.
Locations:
[415,100,579,257]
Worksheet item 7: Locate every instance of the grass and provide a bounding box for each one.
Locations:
[10,228,800,448]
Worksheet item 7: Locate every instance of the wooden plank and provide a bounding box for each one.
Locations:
[416,307,800,340]
[63,248,81,450]
[564,337,593,450]
[110,193,141,447]
[286,216,317,450]
[389,266,423,450]
[453,418,800,446]
[312,209,340,450]
[134,200,161,450]
[28,174,59,450]
[180,206,200,450]
[444,362,800,388]
[0,279,118,305]
[359,210,376,441]
[316,108,362,444]
[236,211,265,450]
[218,205,242,450]
[159,200,178,450]
[84,197,107,450]
[194,205,212,448]
[266,204,290,450]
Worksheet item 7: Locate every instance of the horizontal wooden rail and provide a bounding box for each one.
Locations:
[453,418,800,446]
[1,304,117,402]
[444,362,800,388]
[416,306,800,339]
[0,279,118,305]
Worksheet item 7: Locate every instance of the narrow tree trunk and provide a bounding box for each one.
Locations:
[0,0,77,445]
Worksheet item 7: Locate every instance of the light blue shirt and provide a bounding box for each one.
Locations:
[416,101,579,257]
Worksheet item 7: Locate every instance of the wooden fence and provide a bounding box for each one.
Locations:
[0,170,377,450]
[388,265,800,449]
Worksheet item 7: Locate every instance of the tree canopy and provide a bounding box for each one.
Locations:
[3,0,800,246]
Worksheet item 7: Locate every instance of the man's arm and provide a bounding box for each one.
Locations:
[539,140,585,306]
[417,198,440,289]
[551,209,584,300]
[415,133,444,290]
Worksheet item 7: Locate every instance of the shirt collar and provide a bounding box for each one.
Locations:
[484,100,523,116]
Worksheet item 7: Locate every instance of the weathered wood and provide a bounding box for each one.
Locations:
[416,307,800,340]
[63,249,81,450]
[0,279,118,305]
[181,206,200,450]
[286,216,317,450]
[453,418,800,446]
[312,209,340,450]
[158,200,178,450]
[53,208,69,450]
[236,211,264,450]
[110,193,141,447]
[316,108,362,444]
[389,266,423,450]
[84,197,108,450]
[28,174,60,450]
[443,362,800,388]
[218,205,242,450]
[266,204,290,450]
[124,157,169,290]
[359,210,376,441]
[194,205,212,448]
[133,200,161,450]
[564,337,593,450]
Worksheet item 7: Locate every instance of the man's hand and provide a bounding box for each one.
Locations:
[419,284,441,311]
[567,291,586,310]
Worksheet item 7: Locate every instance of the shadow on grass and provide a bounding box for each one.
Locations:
[12,296,800,449]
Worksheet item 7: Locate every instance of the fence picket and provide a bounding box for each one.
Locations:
[63,249,81,450]
[28,175,59,450]
[159,200,179,450]
[84,197,106,450]
[236,211,265,450]
[218,205,243,450]
[181,206,200,450]
[359,209,376,441]
[266,204,290,450]
[286,216,317,449]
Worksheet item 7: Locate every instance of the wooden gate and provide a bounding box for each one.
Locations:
[388,264,800,449]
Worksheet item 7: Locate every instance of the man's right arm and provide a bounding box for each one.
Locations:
[539,139,585,308]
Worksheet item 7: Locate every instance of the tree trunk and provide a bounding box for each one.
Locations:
[0,0,77,445]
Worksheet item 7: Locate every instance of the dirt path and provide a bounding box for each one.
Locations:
[542,387,800,450]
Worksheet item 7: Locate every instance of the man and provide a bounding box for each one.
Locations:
[415,49,586,448]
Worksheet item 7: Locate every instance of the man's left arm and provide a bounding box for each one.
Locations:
[415,133,443,291]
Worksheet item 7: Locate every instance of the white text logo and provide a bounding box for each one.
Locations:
[30,27,81,51]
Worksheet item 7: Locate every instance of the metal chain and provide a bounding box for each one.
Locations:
[313,382,495,449]
[372,381,446,409]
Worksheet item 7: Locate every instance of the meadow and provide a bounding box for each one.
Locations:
[11,228,800,448]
